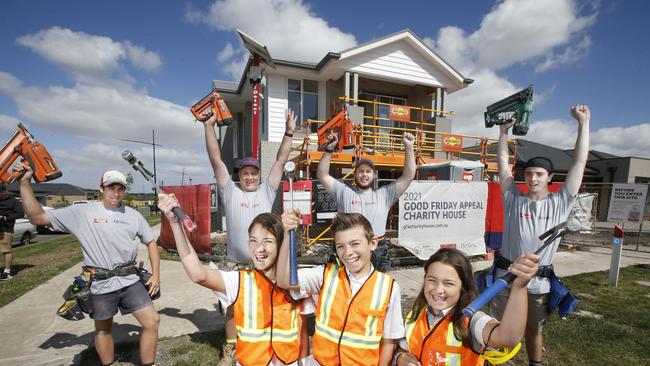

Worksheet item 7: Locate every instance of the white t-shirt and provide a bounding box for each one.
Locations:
[220,179,277,263]
[330,180,397,238]
[214,270,314,366]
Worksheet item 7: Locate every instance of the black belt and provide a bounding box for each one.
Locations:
[86,262,138,281]
[494,254,553,278]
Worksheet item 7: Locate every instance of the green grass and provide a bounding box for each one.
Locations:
[511,264,650,365]
[145,214,162,226]
[164,332,223,366]
[0,234,83,308]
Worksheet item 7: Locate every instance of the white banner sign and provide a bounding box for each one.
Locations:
[399,181,488,259]
[606,184,648,223]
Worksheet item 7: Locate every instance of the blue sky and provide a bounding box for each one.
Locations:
[1,0,649,191]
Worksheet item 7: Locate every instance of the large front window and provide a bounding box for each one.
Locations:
[288,79,319,133]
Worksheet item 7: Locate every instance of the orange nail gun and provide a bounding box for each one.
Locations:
[0,123,62,183]
[317,107,355,151]
[190,89,233,127]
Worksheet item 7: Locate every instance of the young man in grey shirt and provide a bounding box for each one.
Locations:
[16,165,160,366]
[491,105,590,366]
[199,107,296,363]
[317,131,416,272]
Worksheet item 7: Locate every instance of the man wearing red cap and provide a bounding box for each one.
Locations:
[199,107,297,363]
[317,131,416,272]
[15,165,160,366]
[492,105,590,366]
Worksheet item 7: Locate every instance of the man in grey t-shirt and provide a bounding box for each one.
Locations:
[490,105,590,366]
[317,131,416,272]
[16,165,160,366]
[199,106,296,362]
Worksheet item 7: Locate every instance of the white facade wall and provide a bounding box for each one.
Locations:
[339,40,454,87]
[267,74,288,142]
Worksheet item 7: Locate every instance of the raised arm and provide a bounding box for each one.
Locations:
[14,163,50,226]
[199,110,231,190]
[564,105,590,196]
[395,132,416,197]
[483,253,539,348]
[276,208,301,290]
[316,132,338,193]
[497,122,515,194]
[158,193,225,292]
[268,109,297,189]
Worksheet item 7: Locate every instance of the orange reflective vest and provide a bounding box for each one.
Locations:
[234,269,301,366]
[312,263,394,365]
[404,308,484,366]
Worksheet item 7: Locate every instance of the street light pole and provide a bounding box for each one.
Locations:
[152,130,157,197]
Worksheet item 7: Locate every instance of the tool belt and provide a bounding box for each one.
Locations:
[87,261,160,300]
[57,268,94,321]
[86,261,139,281]
[494,253,553,278]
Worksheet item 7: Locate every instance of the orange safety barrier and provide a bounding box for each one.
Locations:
[159,184,212,255]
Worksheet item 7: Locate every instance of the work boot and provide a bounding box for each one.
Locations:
[217,343,236,366]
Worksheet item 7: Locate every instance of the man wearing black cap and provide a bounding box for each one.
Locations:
[491,105,591,366]
[0,183,24,280]
[317,131,416,272]
[199,107,297,363]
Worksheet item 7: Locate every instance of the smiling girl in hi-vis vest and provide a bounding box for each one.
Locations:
[158,193,311,366]
[394,248,539,366]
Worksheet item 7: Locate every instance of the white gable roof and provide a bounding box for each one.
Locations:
[330,29,469,93]
[215,29,471,95]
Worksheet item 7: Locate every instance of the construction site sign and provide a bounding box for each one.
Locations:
[398,181,488,258]
[606,183,648,223]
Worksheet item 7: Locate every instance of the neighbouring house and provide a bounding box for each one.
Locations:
[7,182,93,207]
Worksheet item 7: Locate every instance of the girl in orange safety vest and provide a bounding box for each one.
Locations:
[158,194,310,366]
[394,248,539,366]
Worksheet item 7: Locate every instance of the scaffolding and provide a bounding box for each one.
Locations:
[286,96,517,245]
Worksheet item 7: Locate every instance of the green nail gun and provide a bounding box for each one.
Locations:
[484,85,533,136]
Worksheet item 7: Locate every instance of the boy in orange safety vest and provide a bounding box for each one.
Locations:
[158,194,311,366]
[277,210,404,366]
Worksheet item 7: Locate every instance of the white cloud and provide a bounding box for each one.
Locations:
[591,123,650,158]
[468,0,597,71]
[525,118,580,148]
[217,43,235,62]
[0,73,199,146]
[0,114,22,133]
[16,27,161,82]
[222,53,249,81]
[0,72,23,94]
[523,118,650,158]
[535,35,592,72]
[429,0,598,144]
[124,41,162,71]
[186,0,357,64]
